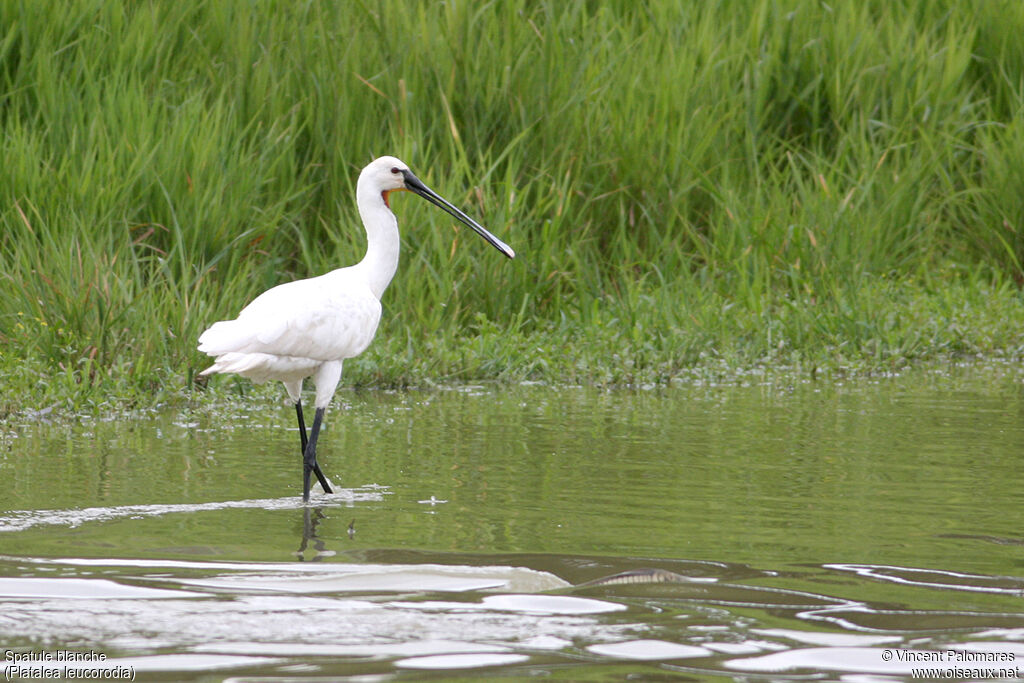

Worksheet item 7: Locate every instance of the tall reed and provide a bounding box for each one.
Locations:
[1,0,1023,409]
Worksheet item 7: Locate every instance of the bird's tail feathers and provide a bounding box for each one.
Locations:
[198,351,319,384]
[197,320,247,356]
[198,352,265,377]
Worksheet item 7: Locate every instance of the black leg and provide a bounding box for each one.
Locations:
[302,407,333,501]
[296,401,333,499]
[295,400,308,453]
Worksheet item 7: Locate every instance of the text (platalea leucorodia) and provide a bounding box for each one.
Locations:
[198,156,515,501]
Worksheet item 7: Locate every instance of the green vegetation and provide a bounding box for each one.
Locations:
[2,0,1024,415]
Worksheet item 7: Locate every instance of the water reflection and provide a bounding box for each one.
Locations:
[296,507,330,562]
[295,506,358,561]
[0,552,1021,679]
[1,368,1023,678]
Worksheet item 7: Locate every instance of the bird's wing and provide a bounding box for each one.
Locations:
[199,274,382,361]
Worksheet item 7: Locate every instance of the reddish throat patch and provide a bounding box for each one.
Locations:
[381,190,390,208]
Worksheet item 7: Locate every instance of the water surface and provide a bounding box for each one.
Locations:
[1,365,1023,680]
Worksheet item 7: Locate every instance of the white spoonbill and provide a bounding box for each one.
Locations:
[198,156,515,501]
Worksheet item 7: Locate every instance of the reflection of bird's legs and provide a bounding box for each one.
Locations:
[296,400,332,499]
[298,507,329,561]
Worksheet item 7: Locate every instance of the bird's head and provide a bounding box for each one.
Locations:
[362,155,412,200]
[360,156,515,259]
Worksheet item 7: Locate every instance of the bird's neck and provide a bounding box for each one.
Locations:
[355,182,401,300]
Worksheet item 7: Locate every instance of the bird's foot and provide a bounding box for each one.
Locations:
[312,462,333,494]
[302,446,333,500]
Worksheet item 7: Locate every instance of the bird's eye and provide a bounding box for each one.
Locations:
[390,167,400,174]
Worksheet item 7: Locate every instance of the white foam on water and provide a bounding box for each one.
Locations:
[0,487,391,533]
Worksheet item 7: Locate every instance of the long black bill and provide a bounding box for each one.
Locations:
[402,169,515,259]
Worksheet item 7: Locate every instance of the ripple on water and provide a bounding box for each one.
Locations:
[3,378,1024,679]
[1,553,1022,680]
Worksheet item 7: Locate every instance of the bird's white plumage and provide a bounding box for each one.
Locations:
[198,156,408,409]
[197,269,382,383]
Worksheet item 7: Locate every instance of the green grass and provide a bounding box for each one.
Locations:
[2,0,1024,415]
